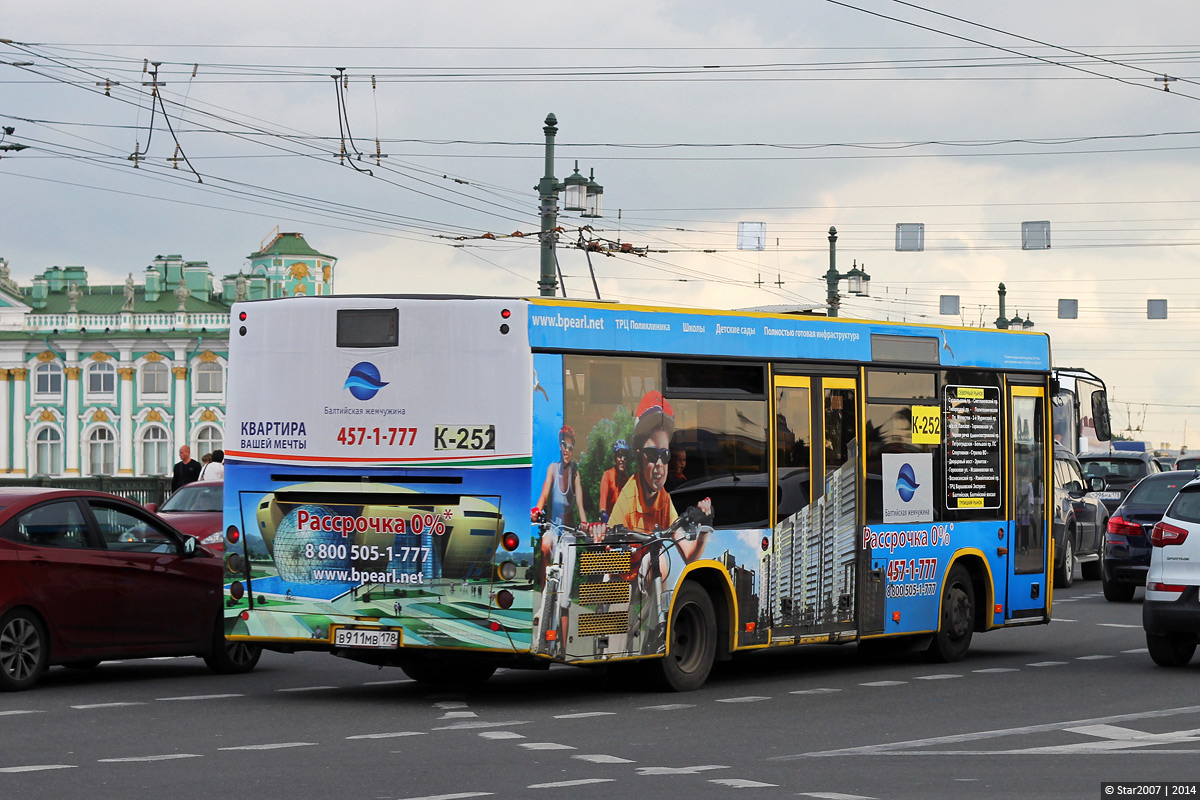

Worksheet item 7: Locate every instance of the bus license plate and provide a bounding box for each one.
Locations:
[334,628,399,649]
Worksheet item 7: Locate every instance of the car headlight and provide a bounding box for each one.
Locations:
[200,530,225,545]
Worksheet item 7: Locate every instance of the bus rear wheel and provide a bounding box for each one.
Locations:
[655,582,716,692]
[926,564,974,663]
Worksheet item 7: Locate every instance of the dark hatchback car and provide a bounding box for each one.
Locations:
[1053,447,1109,588]
[1079,452,1160,515]
[147,481,225,553]
[1103,470,1198,602]
[0,488,260,691]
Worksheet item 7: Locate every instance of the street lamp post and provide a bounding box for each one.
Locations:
[537,114,602,297]
[994,283,1034,330]
[824,226,870,318]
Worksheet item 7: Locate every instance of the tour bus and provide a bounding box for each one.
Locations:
[220,295,1092,691]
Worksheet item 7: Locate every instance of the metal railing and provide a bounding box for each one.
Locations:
[0,476,174,506]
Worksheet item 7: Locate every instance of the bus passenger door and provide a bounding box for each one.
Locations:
[1008,386,1048,618]
[769,374,858,638]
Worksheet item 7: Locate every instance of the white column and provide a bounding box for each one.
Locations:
[64,366,81,475]
[118,366,135,475]
[173,365,189,452]
[0,370,9,473]
[10,368,27,475]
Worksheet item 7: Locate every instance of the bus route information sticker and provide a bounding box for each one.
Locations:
[944,385,1002,509]
[911,405,941,444]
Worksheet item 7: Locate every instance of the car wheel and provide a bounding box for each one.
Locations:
[655,581,717,691]
[926,564,975,663]
[203,618,262,675]
[0,610,48,692]
[1101,574,1136,602]
[1055,533,1075,588]
[1146,632,1197,667]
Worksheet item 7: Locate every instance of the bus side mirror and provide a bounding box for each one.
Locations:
[1091,389,1111,442]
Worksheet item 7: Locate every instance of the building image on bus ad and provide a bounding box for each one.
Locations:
[219,294,1097,690]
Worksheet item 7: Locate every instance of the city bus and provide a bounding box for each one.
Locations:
[220,295,1083,691]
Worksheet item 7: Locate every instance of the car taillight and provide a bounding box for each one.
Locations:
[1148,581,1188,593]
[1150,521,1190,547]
[1107,516,1143,537]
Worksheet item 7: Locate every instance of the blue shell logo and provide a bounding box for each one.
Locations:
[344,362,389,401]
[896,463,920,502]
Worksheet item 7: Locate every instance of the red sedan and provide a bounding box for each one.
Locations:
[0,487,259,691]
[147,481,225,553]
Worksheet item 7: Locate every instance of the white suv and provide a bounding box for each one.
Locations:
[1143,477,1200,666]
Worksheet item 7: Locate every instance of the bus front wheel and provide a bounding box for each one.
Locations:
[656,582,717,692]
[926,564,974,663]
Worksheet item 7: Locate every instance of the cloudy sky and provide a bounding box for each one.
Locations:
[3,1,1199,448]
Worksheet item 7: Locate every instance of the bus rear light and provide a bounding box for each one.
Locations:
[761,537,769,551]
[496,590,514,609]
[892,611,901,623]
[226,525,240,544]
[1151,521,1189,547]
[1148,582,1187,593]
[545,629,558,641]
[745,622,756,632]
[501,308,511,319]
[502,532,520,551]
[230,581,245,601]
[239,311,247,321]
[497,561,518,581]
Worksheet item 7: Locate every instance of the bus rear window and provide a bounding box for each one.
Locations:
[337,308,399,348]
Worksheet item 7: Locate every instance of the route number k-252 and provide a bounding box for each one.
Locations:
[434,424,496,451]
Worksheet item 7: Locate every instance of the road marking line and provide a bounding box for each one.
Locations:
[218,742,317,751]
[520,743,576,751]
[435,701,469,709]
[439,711,478,719]
[434,720,529,731]
[71,702,146,709]
[710,778,778,788]
[717,696,770,703]
[156,693,243,701]
[1077,655,1115,661]
[479,732,525,740]
[799,793,877,799]
[791,688,841,695]
[636,765,728,775]
[528,779,614,788]
[860,681,906,687]
[397,793,493,800]
[0,765,75,773]
[1123,648,1150,654]
[98,754,203,762]
[0,710,43,716]
[915,674,961,680]
[780,704,1200,759]
[362,679,411,686]
[638,703,694,711]
[346,732,426,740]
[554,712,616,719]
[278,686,337,693]
[1027,661,1067,667]
[1052,618,1078,623]
[973,668,1019,673]
[1098,623,1141,629]
[574,754,635,764]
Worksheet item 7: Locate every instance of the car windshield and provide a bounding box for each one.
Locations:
[160,483,222,512]
[1125,476,1189,508]
[1080,458,1148,481]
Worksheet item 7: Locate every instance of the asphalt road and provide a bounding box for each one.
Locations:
[3,579,1197,800]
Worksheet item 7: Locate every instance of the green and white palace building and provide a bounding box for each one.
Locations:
[0,232,335,478]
